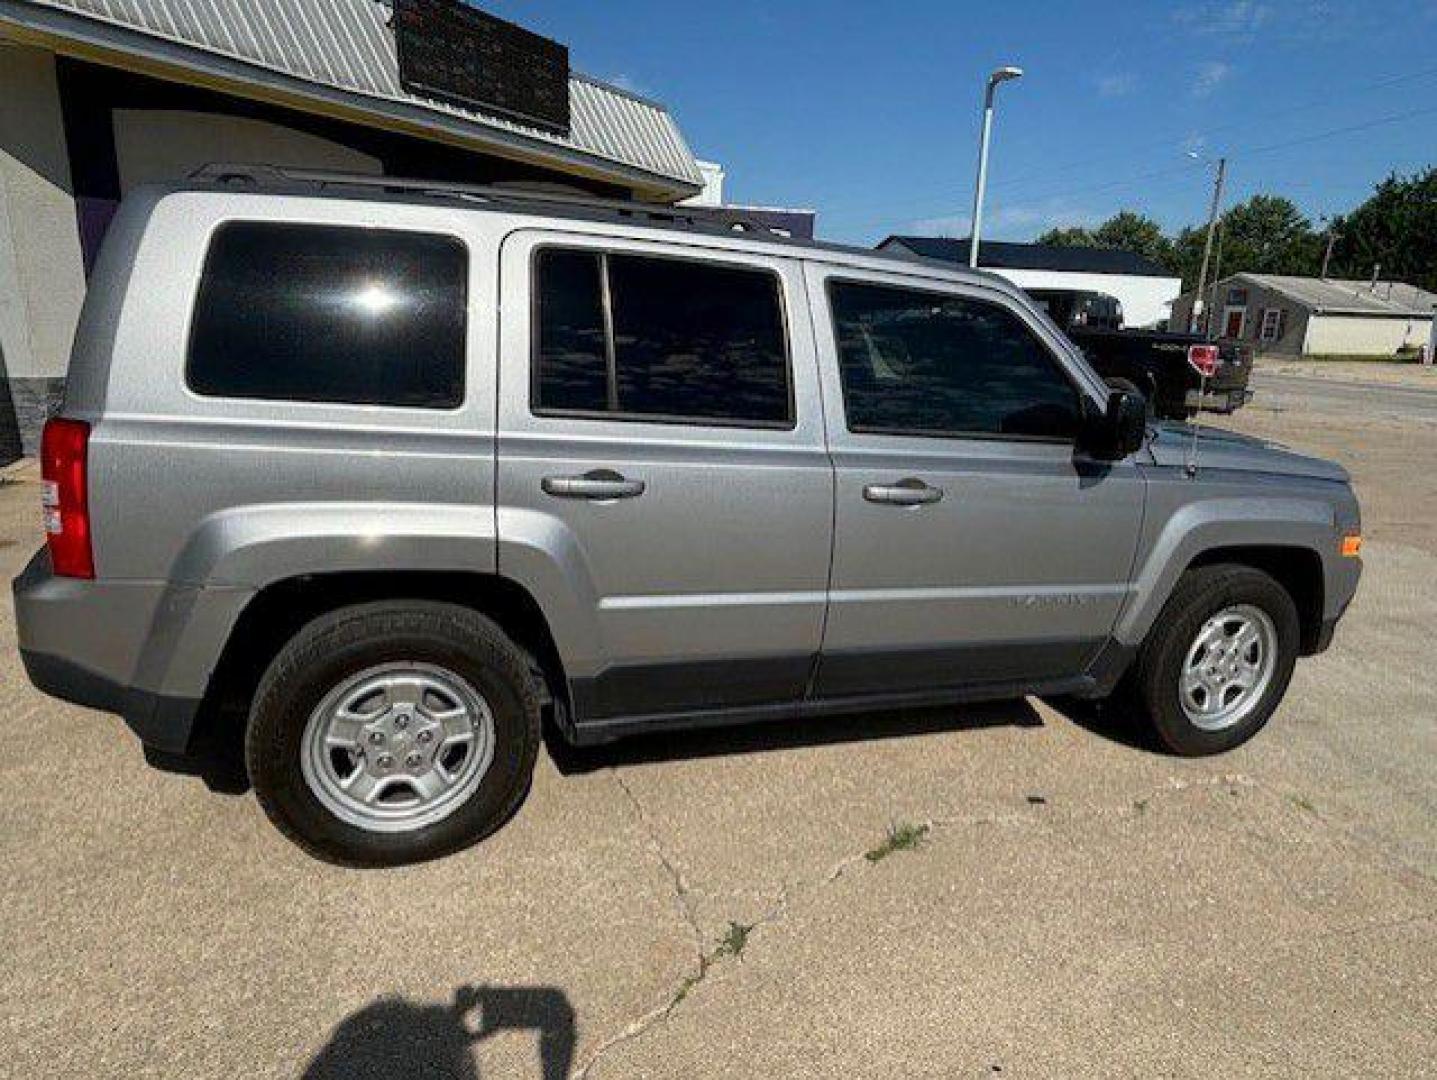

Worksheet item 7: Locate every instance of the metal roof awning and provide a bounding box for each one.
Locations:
[0,0,703,201]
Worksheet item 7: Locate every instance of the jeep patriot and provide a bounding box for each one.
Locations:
[13,167,1363,865]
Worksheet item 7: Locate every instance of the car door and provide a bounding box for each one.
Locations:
[497,229,833,733]
[805,263,1145,699]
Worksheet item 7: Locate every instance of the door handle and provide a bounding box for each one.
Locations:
[542,469,646,500]
[863,478,944,506]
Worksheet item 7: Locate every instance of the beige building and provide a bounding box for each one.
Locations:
[1172,273,1437,358]
[0,0,704,461]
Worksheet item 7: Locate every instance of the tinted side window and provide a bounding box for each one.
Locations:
[829,281,1079,440]
[534,250,792,427]
[188,223,466,408]
[534,249,610,412]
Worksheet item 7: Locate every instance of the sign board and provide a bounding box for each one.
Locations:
[394,0,570,136]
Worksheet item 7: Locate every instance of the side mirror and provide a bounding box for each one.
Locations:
[1083,390,1147,460]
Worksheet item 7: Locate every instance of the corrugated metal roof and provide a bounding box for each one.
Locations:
[1240,274,1437,317]
[5,0,702,194]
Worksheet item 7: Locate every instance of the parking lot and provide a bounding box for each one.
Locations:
[2,364,1433,1079]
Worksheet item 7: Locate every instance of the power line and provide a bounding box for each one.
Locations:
[996,102,1437,207]
[833,81,1437,239]
[1240,103,1437,159]
[988,62,1437,195]
[832,63,1437,228]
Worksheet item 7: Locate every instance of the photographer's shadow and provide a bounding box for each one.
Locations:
[303,985,575,1080]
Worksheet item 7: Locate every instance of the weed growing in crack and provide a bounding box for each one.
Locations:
[1289,793,1317,814]
[664,921,755,1012]
[669,966,706,1010]
[865,821,930,863]
[714,921,753,960]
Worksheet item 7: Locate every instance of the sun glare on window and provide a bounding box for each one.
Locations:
[352,282,400,316]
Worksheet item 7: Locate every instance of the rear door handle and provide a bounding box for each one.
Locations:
[542,469,646,500]
[863,478,944,506]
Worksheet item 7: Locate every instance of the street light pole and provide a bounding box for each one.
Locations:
[1191,155,1227,335]
[969,66,1023,269]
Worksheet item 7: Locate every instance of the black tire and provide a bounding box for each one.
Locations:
[245,601,541,867]
[1133,564,1301,756]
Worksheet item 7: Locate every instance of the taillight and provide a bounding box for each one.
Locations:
[40,418,94,579]
[1187,344,1220,379]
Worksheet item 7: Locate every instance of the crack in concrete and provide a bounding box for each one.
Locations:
[572,773,711,1080]
[611,771,705,958]
[575,768,1421,1078]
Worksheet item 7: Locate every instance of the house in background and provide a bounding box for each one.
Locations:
[1171,274,1437,357]
[681,159,817,239]
[877,236,1183,329]
[0,0,705,461]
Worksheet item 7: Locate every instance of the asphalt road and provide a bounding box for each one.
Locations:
[1,376,1434,1079]
[1251,369,1437,423]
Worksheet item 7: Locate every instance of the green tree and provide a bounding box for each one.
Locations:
[1039,212,1174,271]
[1036,225,1097,247]
[1170,225,1209,291]
[1092,211,1173,267]
[1328,168,1437,293]
[1211,195,1322,280]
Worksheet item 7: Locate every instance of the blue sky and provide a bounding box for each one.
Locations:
[481,1,1437,245]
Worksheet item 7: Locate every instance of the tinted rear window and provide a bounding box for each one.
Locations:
[188,222,467,408]
[534,249,792,427]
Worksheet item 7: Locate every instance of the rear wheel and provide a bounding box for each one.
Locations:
[246,601,541,866]
[1134,564,1300,756]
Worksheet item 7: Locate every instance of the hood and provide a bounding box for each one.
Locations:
[1146,422,1350,483]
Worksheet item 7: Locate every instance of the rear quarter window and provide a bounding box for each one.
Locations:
[187,222,467,408]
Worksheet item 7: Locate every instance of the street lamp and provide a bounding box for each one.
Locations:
[968,65,1023,269]
[1186,150,1227,335]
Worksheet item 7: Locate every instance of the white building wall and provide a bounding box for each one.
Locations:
[112,110,382,191]
[982,268,1183,329]
[0,44,87,380]
[1303,314,1434,357]
[681,159,725,207]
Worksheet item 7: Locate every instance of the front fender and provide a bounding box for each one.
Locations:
[1116,493,1337,646]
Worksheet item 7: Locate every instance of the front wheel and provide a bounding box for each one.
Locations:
[246,601,541,866]
[1133,564,1300,755]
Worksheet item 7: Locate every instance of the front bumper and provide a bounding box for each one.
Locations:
[1311,550,1362,655]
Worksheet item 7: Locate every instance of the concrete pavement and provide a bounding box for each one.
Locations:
[1,380,1433,1079]
[1250,369,1437,424]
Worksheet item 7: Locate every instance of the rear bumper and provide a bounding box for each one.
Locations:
[12,548,251,753]
[19,647,201,753]
[1185,387,1254,413]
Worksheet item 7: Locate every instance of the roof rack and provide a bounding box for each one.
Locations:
[189,163,799,240]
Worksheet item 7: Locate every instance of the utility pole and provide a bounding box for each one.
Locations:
[1191,156,1227,336]
[1206,215,1225,339]
[969,66,1023,269]
[1320,225,1339,279]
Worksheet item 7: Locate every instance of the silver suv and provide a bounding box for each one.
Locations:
[13,167,1362,866]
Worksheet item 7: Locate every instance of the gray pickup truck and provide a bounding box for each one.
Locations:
[14,168,1363,866]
